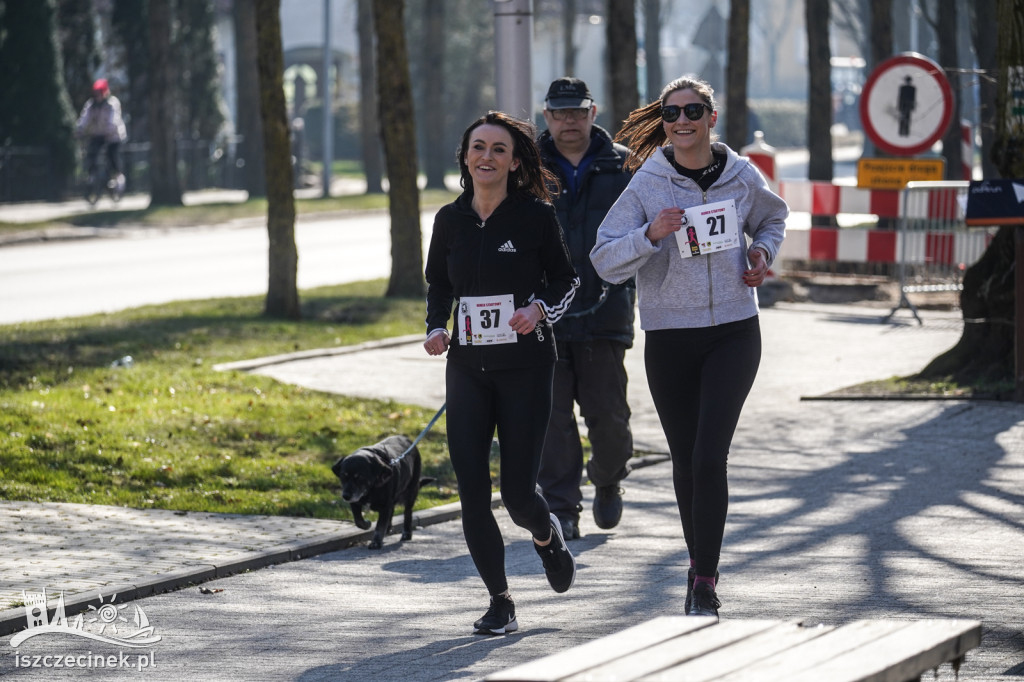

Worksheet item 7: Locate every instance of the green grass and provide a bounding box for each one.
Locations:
[305,159,385,178]
[0,280,464,521]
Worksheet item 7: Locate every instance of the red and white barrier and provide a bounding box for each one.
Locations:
[777,181,968,220]
[779,181,899,217]
[779,227,992,265]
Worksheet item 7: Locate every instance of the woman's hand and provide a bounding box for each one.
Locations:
[424,329,450,356]
[509,303,544,335]
[646,207,687,243]
[743,247,769,287]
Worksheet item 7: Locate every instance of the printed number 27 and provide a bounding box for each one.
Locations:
[707,215,725,235]
[479,309,500,329]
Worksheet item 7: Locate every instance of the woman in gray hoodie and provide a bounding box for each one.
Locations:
[590,76,787,621]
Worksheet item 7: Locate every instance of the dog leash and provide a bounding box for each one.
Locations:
[397,402,447,460]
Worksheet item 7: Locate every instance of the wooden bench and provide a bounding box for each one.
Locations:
[485,616,981,682]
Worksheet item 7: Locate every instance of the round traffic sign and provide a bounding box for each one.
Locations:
[859,52,953,156]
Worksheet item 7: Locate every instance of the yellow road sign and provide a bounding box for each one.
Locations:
[856,157,946,189]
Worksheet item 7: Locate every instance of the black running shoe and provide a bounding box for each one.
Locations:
[684,568,720,615]
[593,484,624,529]
[556,515,580,541]
[687,582,721,620]
[474,593,518,635]
[534,513,576,593]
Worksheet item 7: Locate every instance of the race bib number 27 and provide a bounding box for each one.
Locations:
[676,199,742,259]
[458,294,517,346]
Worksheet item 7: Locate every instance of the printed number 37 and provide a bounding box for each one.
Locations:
[479,309,501,329]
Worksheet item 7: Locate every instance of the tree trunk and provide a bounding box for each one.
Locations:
[606,0,639,136]
[148,0,183,206]
[917,0,1022,392]
[58,0,100,118]
[357,0,383,194]
[970,0,998,180]
[373,0,424,299]
[864,0,893,160]
[234,0,266,197]
[805,0,833,184]
[179,0,225,142]
[563,0,577,76]
[422,0,446,190]
[643,0,661,102]
[868,0,892,72]
[992,2,1024,178]
[725,0,749,149]
[917,226,1015,390]
[112,0,149,144]
[255,0,300,319]
[0,0,77,188]
[937,0,963,180]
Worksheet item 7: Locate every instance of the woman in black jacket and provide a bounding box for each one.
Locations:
[424,111,580,635]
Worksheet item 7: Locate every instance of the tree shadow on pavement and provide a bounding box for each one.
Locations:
[296,630,555,681]
[723,401,1024,676]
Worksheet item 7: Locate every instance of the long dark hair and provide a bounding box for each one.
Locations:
[615,76,718,173]
[456,111,559,201]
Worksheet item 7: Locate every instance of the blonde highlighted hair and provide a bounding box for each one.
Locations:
[615,76,718,172]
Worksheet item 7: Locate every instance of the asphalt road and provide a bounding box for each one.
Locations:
[0,210,441,325]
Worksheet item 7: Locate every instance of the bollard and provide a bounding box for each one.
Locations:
[741,131,781,275]
[740,131,778,194]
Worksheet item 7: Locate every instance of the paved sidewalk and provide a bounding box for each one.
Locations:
[1,303,1022,680]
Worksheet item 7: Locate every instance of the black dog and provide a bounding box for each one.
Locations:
[331,435,433,549]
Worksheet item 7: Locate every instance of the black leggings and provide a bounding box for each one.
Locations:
[644,316,761,579]
[446,361,555,596]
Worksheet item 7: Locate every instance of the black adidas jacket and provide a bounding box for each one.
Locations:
[425,192,579,371]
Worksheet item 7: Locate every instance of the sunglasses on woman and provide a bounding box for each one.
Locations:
[661,103,713,122]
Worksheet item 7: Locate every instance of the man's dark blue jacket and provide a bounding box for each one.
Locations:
[538,124,635,347]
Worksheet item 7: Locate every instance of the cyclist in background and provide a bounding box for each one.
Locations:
[76,78,127,193]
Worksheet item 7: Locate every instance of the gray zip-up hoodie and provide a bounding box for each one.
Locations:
[590,141,787,330]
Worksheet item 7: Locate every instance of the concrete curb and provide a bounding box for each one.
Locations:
[212,334,425,372]
[0,225,113,245]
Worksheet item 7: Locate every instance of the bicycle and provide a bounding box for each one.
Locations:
[83,140,125,205]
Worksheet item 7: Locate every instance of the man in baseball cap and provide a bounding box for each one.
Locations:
[536,78,636,541]
[544,77,594,109]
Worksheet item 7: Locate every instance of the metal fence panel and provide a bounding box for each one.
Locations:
[886,180,998,323]
[0,146,56,202]
[2,135,248,203]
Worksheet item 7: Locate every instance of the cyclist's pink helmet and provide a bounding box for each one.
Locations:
[93,79,109,95]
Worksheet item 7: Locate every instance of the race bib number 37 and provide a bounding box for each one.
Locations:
[676,199,742,259]
[458,294,517,346]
